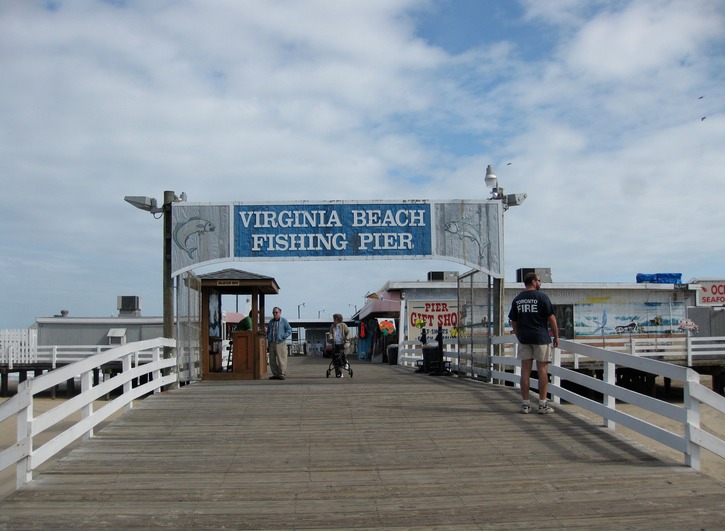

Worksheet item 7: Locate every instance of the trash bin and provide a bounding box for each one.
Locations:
[387,345,399,365]
[422,345,438,373]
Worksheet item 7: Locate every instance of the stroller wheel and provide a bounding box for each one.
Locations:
[349,368,353,378]
[326,370,330,378]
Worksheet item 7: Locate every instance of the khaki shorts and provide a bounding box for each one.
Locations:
[518,343,552,363]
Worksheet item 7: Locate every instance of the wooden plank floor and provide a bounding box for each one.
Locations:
[1,356,724,530]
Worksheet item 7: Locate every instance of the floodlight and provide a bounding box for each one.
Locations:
[505,193,527,207]
[124,195,162,213]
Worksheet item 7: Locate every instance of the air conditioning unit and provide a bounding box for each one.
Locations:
[516,268,552,283]
[117,296,142,316]
[427,271,458,281]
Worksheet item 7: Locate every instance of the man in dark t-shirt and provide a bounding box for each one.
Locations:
[508,272,559,414]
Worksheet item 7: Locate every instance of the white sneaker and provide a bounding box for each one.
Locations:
[520,403,531,414]
[538,403,555,414]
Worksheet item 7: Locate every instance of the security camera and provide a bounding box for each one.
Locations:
[505,193,527,207]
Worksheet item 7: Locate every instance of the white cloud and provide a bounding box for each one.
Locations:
[1,0,724,327]
[563,1,723,80]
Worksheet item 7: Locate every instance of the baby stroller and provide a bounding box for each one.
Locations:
[326,344,353,378]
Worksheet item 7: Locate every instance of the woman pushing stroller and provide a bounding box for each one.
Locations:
[327,313,353,378]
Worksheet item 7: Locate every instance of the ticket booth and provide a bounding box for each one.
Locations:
[199,269,280,380]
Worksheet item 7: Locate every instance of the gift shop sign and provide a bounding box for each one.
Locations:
[407,300,459,341]
[696,280,725,306]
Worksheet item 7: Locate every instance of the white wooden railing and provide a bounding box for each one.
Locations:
[563,335,725,366]
[0,338,177,492]
[1,343,166,368]
[398,336,725,472]
[398,336,725,369]
[0,329,38,368]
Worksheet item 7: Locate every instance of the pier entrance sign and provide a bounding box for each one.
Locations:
[171,200,503,278]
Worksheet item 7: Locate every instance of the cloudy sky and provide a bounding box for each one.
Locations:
[1,0,724,328]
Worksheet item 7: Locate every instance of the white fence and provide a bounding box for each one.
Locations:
[554,336,725,370]
[1,338,190,382]
[398,335,725,370]
[398,336,725,472]
[0,338,177,492]
[0,329,38,368]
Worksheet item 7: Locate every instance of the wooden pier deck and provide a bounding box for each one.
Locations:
[1,355,724,530]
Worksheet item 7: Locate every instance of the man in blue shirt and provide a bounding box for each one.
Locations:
[508,272,559,414]
[266,307,292,380]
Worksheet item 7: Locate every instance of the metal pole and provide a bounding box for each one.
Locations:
[487,273,493,381]
[163,191,175,344]
[163,191,177,389]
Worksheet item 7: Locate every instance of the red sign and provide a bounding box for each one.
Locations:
[407,300,459,341]
[696,281,725,306]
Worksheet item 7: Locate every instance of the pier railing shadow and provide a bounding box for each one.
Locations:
[399,335,725,471]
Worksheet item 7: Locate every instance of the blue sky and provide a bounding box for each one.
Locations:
[1,0,724,328]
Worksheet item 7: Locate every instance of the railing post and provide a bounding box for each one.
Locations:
[15,381,33,489]
[603,359,616,430]
[683,368,701,470]
[122,353,133,412]
[552,347,561,405]
[152,347,162,393]
[80,369,94,441]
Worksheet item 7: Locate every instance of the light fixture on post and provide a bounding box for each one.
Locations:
[124,190,186,389]
[484,165,501,199]
[485,165,527,357]
[485,165,527,210]
[297,302,306,319]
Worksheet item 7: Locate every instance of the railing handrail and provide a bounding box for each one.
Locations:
[0,337,177,493]
[1,343,169,369]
